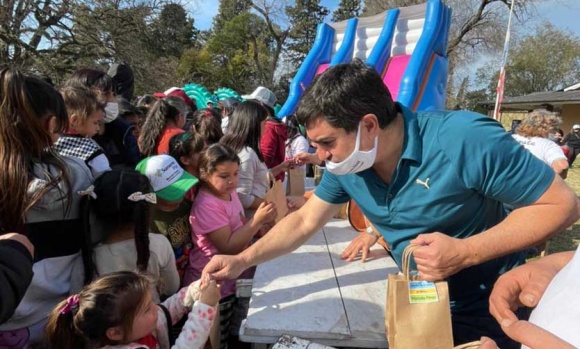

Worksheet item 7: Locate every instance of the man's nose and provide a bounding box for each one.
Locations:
[317,148,330,162]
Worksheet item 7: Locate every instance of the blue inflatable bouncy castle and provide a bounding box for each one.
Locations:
[277,0,451,118]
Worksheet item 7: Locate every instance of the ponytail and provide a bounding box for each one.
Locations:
[45,298,86,349]
[139,99,180,156]
[80,195,96,285]
[191,108,223,145]
[45,271,153,349]
[134,174,151,271]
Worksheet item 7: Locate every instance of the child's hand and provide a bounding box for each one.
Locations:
[281,159,294,171]
[254,201,276,225]
[293,152,322,166]
[199,279,220,307]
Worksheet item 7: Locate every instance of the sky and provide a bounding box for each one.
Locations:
[190,0,580,35]
[190,0,340,30]
[188,0,580,86]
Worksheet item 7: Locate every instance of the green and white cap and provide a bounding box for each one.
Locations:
[136,155,198,202]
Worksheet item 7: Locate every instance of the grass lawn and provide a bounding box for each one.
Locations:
[545,166,580,254]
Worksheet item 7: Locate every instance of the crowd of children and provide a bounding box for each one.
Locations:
[0,63,313,349]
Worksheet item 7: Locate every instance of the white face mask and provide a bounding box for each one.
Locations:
[103,102,119,123]
[325,123,378,175]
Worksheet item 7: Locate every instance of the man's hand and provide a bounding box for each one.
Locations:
[340,232,378,263]
[409,232,471,281]
[202,254,248,282]
[489,255,563,325]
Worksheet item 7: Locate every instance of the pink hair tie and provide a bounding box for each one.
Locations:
[60,294,80,315]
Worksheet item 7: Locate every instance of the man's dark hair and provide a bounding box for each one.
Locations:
[296,59,397,133]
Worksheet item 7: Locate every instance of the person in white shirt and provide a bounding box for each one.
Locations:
[478,247,579,349]
[87,169,180,302]
[512,109,568,178]
[285,114,310,172]
[220,101,291,219]
[219,97,240,134]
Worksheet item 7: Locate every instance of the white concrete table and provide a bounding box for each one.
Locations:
[240,220,400,348]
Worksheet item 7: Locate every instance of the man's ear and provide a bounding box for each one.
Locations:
[105,326,124,342]
[361,113,379,135]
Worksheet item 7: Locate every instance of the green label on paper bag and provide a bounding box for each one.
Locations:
[408,281,439,304]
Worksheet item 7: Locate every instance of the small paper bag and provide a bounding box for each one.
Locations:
[286,168,305,196]
[264,174,288,223]
[386,245,453,349]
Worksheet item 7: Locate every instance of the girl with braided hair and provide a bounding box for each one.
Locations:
[87,169,180,302]
[139,99,186,156]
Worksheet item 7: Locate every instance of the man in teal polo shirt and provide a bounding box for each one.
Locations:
[202,61,579,348]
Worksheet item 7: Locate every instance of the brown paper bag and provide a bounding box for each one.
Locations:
[264,174,288,223]
[314,165,325,185]
[286,168,305,196]
[386,245,453,349]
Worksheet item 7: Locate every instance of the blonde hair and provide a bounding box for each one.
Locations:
[60,86,103,124]
[516,109,561,138]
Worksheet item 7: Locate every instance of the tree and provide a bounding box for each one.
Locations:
[475,22,580,98]
[285,0,329,67]
[360,0,541,107]
[361,0,422,15]
[202,12,273,91]
[250,0,291,86]
[332,0,362,22]
[150,4,198,58]
[0,0,73,69]
[213,0,253,33]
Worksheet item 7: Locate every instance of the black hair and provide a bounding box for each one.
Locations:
[169,132,206,169]
[190,108,223,145]
[117,98,143,119]
[65,69,114,104]
[285,114,303,144]
[295,59,398,132]
[165,96,190,117]
[199,143,240,179]
[84,169,151,278]
[263,104,276,120]
[220,100,267,162]
[136,95,156,107]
